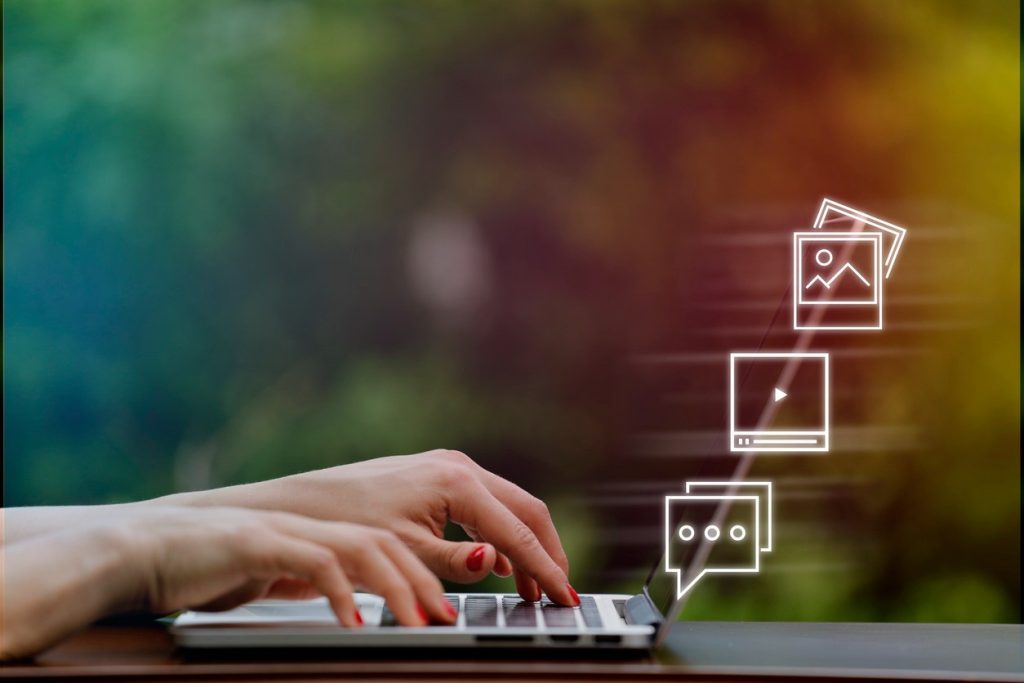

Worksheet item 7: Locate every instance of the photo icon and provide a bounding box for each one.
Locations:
[793,232,882,330]
[793,198,908,331]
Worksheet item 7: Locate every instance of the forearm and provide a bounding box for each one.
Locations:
[153,476,313,517]
[1,504,144,546]
[0,521,142,659]
[2,483,278,545]
[3,466,348,548]
[153,479,275,510]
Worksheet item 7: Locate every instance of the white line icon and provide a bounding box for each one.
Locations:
[794,199,906,331]
[664,481,773,600]
[684,480,773,552]
[729,351,829,453]
[804,246,871,291]
[812,198,907,279]
[794,232,883,329]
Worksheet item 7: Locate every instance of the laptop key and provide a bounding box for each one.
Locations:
[540,603,577,628]
[464,596,499,627]
[578,595,604,629]
[502,597,537,627]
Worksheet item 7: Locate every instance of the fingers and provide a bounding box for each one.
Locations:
[269,515,452,627]
[493,552,514,577]
[514,569,541,603]
[435,452,573,603]
[403,527,499,583]
[447,479,578,606]
[472,468,571,577]
[246,532,362,628]
[263,578,320,601]
[462,526,513,577]
[374,532,456,624]
[355,547,424,625]
[463,526,514,577]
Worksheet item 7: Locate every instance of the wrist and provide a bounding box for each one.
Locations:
[92,519,153,614]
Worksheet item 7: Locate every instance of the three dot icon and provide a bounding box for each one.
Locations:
[677,523,747,543]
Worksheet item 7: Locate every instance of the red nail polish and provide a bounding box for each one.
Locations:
[416,604,429,623]
[466,545,486,572]
[567,584,580,606]
[354,610,364,626]
[443,601,458,619]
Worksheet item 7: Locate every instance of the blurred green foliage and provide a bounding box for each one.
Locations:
[4,0,1018,622]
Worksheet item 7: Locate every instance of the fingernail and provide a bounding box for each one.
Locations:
[354,610,364,626]
[567,584,580,606]
[466,545,486,572]
[443,600,458,620]
[416,603,429,624]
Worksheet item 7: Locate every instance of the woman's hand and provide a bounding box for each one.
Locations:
[1,506,454,660]
[172,451,578,606]
[129,506,456,624]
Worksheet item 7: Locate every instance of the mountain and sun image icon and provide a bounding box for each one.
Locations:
[804,248,871,291]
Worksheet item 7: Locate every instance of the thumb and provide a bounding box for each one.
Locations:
[404,530,497,583]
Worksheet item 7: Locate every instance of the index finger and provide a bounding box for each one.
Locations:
[471,468,570,576]
[447,479,577,606]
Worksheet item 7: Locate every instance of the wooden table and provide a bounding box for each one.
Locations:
[2,621,1021,681]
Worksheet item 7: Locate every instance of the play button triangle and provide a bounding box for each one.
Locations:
[774,387,787,403]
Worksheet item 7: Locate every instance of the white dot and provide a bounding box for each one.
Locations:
[704,525,720,541]
[729,524,747,541]
[677,525,696,542]
[815,248,834,267]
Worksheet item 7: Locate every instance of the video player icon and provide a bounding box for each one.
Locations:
[729,352,830,453]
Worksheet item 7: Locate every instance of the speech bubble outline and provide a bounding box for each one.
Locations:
[664,494,760,600]
[683,481,773,552]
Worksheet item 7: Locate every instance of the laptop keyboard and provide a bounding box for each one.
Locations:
[378,595,607,629]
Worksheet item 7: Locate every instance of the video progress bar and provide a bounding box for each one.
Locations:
[752,438,818,444]
[732,433,827,450]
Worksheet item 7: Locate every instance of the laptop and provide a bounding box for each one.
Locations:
[172,214,812,652]
[171,540,702,651]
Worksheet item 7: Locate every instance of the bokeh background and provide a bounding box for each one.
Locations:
[4,0,1019,623]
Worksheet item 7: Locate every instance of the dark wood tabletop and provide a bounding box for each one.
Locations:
[2,621,1021,682]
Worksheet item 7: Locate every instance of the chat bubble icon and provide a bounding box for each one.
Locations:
[664,494,760,600]
[684,481,773,552]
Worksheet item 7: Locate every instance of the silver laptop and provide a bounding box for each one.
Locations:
[171,542,699,651]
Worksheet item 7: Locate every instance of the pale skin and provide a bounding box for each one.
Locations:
[0,450,577,660]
